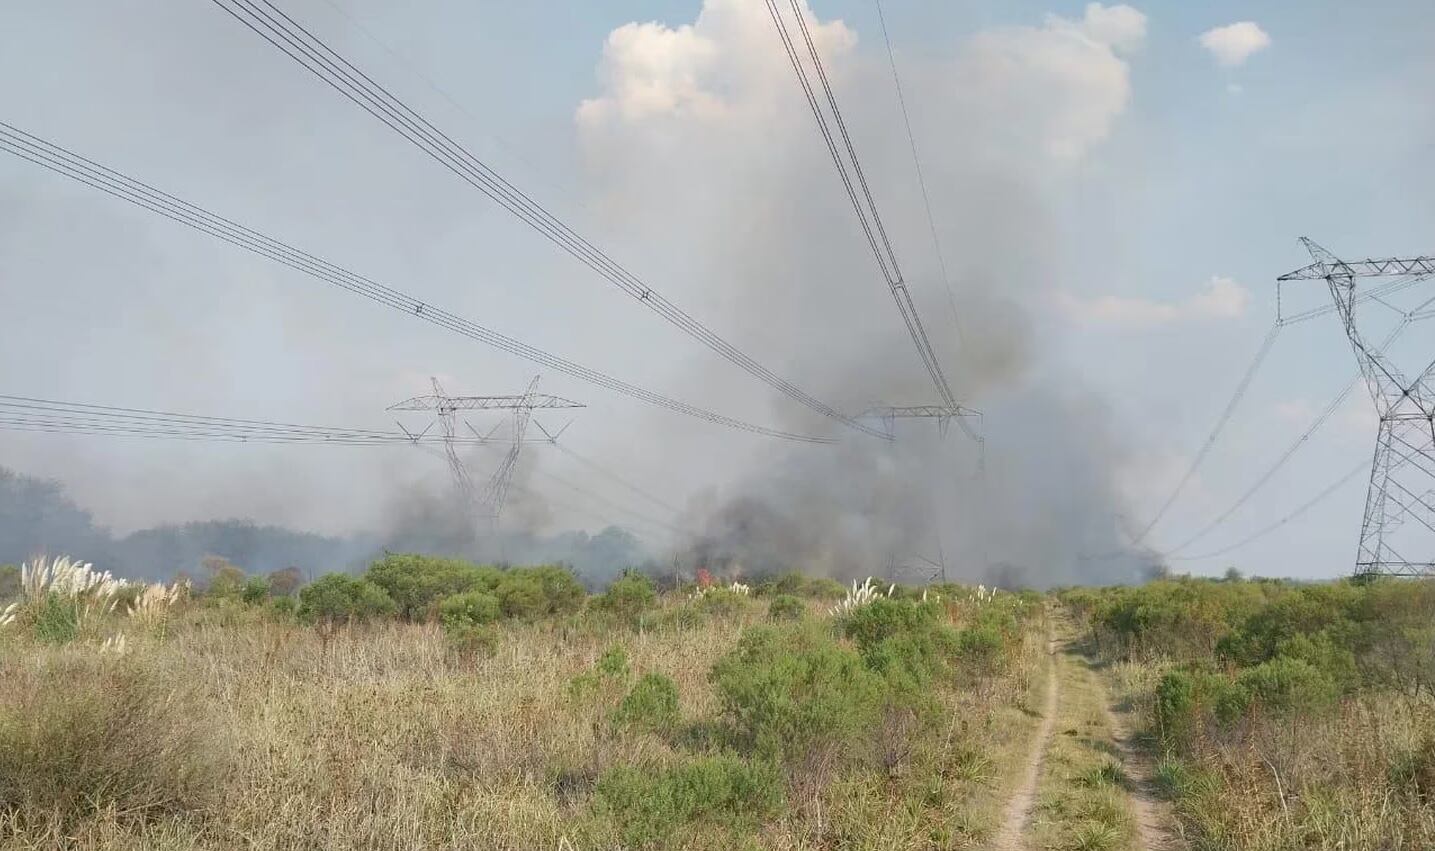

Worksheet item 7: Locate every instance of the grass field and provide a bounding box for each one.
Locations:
[2,558,1433,850]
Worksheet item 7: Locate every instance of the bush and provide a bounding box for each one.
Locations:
[0,564,18,600]
[1155,667,1248,745]
[768,594,804,621]
[0,655,221,828]
[446,622,499,657]
[569,645,630,701]
[1236,656,1338,716]
[597,645,630,679]
[592,756,782,847]
[695,587,748,616]
[493,566,586,620]
[365,554,492,621]
[710,623,884,763]
[268,595,297,620]
[298,573,395,626]
[613,673,680,733]
[841,597,942,655]
[240,576,270,605]
[32,594,79,645]
[439,590,502,630]
[593,572,658,624]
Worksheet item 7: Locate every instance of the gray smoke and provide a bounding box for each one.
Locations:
[570,1,1160,587]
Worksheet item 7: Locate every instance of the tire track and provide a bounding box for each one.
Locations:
[990,625,1059,851]
[1102,698,1185,851]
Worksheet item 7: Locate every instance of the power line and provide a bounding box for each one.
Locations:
[1165,316,1420,554]
[3,391,690,538]
[553,442,683,518]
[206,0,886,441]
[1131,323,1282,545]
[873,0,968,357]
[0,393,532,445]
[0,121,833,444]
[764,0,960,414]
[1170,458,1370,562]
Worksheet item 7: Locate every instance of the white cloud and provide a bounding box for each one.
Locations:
[576,0,855,132]
[1198,22,1271,68]
[958,3,1147,162]
[578,1,1147,168]
[1061,276,1252,328]
[1077,2,1148,52]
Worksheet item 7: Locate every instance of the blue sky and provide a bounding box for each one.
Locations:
[0,0,1430,580]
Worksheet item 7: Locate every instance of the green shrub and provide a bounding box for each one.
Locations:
[494,566,587,620]
[570,645,630,701]
[805,577,848,600]
[1235,656,1338,716]
[32,594,79,645]
[267,595,297,620]
[298,573,395,626]
[240,576,270,605]
[1155,667,1248,745]
[592,756,782,847]
[1217,584,1359,667]
[840,597,963,695]
[439,590,501,629]
[710,623,884,763]
[364,554,492,621]
[695,587,748,616]
[840,597,943,655]
[597,645,630,678]
[593,572,658,623]
[613,673,680,733]
[0,655,221,828]
[446,622,499,657]
[767,594,804,621]
[0,564,19,601]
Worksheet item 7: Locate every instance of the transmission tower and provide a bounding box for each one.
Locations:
[389,376,584,523]
[1278,239,1435,577]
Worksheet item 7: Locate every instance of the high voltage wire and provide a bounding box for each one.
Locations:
[0,122,832,444]
[764,0,959,414]
[206,0,885,441]
[1170,458,1371,562]
[873,0,969,359]
[1131,323,1282,546]
[554,442,683,518]
[1165,317,1424,555]
[4,393,689,539]
[0,394,534,445]
[408,442,682,540]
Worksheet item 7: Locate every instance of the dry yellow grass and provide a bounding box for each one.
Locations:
[0,594,1050,850]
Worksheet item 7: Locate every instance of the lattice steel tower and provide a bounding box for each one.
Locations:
[1279,239,1435,577]
[389,376,583,523]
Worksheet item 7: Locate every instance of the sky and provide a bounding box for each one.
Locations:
[0,0,1431,581]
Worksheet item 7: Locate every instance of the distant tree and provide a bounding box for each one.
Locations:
[201,555,247,599]
[266,566,303,597]
[1224,567,1244,583]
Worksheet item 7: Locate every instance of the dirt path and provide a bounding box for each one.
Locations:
[1101,699,1185,851]
[990,626,1059,851]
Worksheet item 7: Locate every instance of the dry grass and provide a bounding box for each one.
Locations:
[1091,647,1435,850]
[0,594,1048,850]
